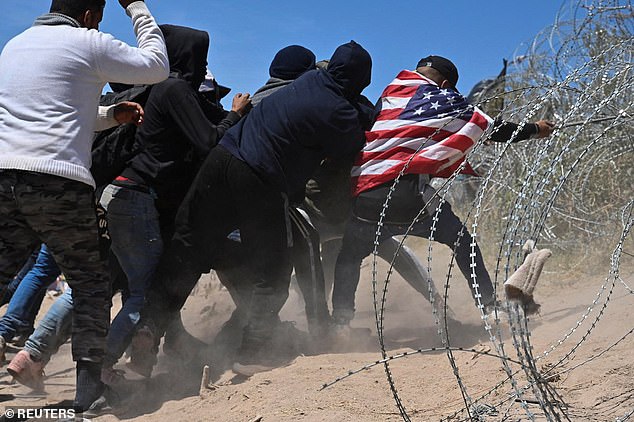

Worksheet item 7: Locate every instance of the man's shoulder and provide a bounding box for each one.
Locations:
[145,77,195,107]
[152,77,192,95]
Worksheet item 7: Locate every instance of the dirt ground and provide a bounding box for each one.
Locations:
[0,242,632,421]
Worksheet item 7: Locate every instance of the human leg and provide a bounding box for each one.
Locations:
[229,161,294,375]
[132,147,237,375]
[331,216,382,324]
[409,202,495,307]
[7,286,74,391]
[99,185,163,369]
[10,172,111,411]
[0,172,42,294]
[0,171,52,361]
[0,244,61,343]
[22,288,74,364]
[289,209,330,336]
[0,246,39,306]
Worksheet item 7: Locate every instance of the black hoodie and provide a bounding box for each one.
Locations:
[220,41,372,202]
[121,24,241,225]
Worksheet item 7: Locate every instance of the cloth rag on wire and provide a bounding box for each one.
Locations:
[504,240,552,315]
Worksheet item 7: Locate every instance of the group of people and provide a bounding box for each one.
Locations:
[0,0,555,417]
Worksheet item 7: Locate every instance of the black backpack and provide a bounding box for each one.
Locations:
[90,85,152,188]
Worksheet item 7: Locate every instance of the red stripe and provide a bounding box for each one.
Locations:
[365,125,454,143]
[381,84,419,98]
[374,108,404,121]
[357,133,476,164]
[472,110,490,131]
[352,154,477,196]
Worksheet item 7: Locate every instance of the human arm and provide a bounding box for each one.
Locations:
[94,101,144,132]
[488,119,555,142]
[231,93,252,117]
[94,2,169,85]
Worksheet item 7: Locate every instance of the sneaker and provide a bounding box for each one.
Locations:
[127,325,158,378]
[10,331,31,348]
[6,350,45,391]
[272,321,309,355]
[80,387,129,418]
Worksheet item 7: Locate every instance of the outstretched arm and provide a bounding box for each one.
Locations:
[488,119,555,142]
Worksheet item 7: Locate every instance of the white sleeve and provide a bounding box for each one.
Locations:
[95,105,118,132]
[94,1,169,85]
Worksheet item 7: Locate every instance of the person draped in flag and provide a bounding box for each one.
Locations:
[330,55,554,335]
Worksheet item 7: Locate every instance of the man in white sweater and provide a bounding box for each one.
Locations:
[0,0,168,414]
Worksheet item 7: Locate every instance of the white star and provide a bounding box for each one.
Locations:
[439,89,449,96]
[422,92,434,100]
[413,107,425,116]
[430,101,441,110]
[446,96,456,105]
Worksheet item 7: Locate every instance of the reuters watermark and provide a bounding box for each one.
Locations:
[2,406,90,421]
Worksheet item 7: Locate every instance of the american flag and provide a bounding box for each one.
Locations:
[351,70,493,196]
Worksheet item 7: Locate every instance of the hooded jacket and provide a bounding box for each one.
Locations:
[121,24,241,224]
[220,41,372,202]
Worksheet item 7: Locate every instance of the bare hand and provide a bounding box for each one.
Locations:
[113,101,144,126]
[119,0,143,9]
[534,120,555,138]
[231,93,252,117]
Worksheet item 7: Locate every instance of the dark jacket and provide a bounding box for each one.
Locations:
[121,25,240,225]
[220,41,372,202]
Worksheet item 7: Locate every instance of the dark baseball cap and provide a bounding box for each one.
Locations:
[416,55,459,88]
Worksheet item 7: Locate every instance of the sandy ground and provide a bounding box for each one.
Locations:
[0,242,632,422]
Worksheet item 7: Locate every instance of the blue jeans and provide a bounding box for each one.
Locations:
[24,287,73,364]
[0,244,60,341]
[99,184,163,367]
[332,201,495,322]
[0,246,39,306]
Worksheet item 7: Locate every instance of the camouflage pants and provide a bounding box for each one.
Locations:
[0,170,110,362]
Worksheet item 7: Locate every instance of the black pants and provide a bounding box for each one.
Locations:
[143,146,292,346]
[332,201,495,322]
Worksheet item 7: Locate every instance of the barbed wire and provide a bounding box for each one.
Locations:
[323,0,633,420]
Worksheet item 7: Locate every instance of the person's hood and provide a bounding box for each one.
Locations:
[269,45,316,80]
[327,41,372,100]
[160,24,209,88]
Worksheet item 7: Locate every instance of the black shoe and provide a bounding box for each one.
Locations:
[271,321,309,355]
[233,325,297,377]
[80,386,129,418]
